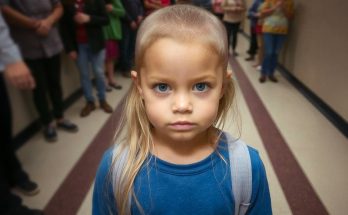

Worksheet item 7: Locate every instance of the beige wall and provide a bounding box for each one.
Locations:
[243,0,348,121]
[6,54,81,135]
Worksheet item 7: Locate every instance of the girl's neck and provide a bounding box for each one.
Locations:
[151,129,218,165]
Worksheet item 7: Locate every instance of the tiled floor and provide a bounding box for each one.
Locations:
[13,35,348,215]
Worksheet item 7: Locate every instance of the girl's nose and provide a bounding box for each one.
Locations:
[172,93,193,113]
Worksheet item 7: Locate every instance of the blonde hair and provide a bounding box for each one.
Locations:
[110,5,236,214]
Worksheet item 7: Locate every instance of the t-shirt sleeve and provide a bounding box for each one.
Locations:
[247,147,273,215]
[0,12,22,71]
[92,149,117,215]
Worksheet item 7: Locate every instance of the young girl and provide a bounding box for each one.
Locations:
[93,5,272,215]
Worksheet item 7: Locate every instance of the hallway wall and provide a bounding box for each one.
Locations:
[6,55,81,135]
[281,0,348,121]
[243,0,348,121]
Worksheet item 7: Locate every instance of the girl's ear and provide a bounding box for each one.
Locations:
[131,70,144,98]
[220,71,232,99]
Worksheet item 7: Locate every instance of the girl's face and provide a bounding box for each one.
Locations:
[132,38,227,145]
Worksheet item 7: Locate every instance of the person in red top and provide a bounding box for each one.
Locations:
[60,0,114,117]
[143,0,171,16]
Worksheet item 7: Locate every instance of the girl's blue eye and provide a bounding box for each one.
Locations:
[194,83,208,91]
[154,83,169,92]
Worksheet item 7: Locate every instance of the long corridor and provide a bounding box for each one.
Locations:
[13,35,348,215]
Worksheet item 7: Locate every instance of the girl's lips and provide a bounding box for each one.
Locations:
[169,122,195,131]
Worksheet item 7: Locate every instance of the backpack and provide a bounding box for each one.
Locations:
[112,132,252,215]
[225,132,252,215]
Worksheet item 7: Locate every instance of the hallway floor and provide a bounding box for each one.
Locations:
[14,35,348,215]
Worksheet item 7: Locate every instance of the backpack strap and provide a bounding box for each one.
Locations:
[226,133,252,215]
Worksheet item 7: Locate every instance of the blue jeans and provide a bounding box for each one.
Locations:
[261,33,286,76]
[77,44,106,102]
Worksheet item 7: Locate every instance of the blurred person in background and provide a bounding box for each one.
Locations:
[0,11,43,215]
[221,0,246,56]
[117,0,144,77]
[245,0,263,61]
[103,0,125,91]
[258,0,294,83]
[143,0,171,16]
[0,0,78,143]
[60,0,113,117]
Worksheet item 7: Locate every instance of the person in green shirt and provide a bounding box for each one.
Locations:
[103,0,125,90]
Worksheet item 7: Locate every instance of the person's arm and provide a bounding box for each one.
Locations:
[0,12,35,89]
[260,1,281,18]
[144,0,162,10]
[221,0,245,12]
[1,5,39,29]
[36,2,63,36]
[109,0,126,18]
[281,0,294,20]
[74,0,109,26]
[59,4,78,60]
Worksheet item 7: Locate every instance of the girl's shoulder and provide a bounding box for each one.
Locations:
[95,148,114,179]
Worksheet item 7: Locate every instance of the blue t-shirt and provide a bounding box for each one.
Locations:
[93,134,272,215]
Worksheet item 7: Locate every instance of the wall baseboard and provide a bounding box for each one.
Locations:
[240,31,347,138]
[13,88,83,150]
[277,65,348,138]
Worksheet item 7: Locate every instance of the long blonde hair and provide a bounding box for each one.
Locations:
[110,5,236,214]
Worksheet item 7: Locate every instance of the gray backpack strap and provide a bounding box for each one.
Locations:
[226,133,252,215]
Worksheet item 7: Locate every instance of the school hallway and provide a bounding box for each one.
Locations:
[11,35,348,215]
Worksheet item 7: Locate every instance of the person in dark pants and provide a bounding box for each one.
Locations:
[245,0,263,61]
[221,0,246,56]
[1,0,78,142]
[0,11,43,215]
[118,0,144,77]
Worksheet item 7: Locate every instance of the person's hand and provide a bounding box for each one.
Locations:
[137,16,144,25]
[36,19,52,36]
[68,51,78,61]
[130,21,137,30]
[4,61,35,90]
[74,12,90,24]
[31,19,41,30]
[275,0,284,8]
[105,4,113,12]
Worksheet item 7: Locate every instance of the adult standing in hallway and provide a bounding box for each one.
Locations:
[0,0,79,142]
[60,0,113,117]
[245,0,263,61]
[258,0,294,83]
[221,0,246,56]
[103,0,125,91]
[117,0,144,77]
[0,11,43,215]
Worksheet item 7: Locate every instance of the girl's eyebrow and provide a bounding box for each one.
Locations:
[146,74,218,82]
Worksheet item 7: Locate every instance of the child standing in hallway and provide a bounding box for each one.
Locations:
[93,5,272,215]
